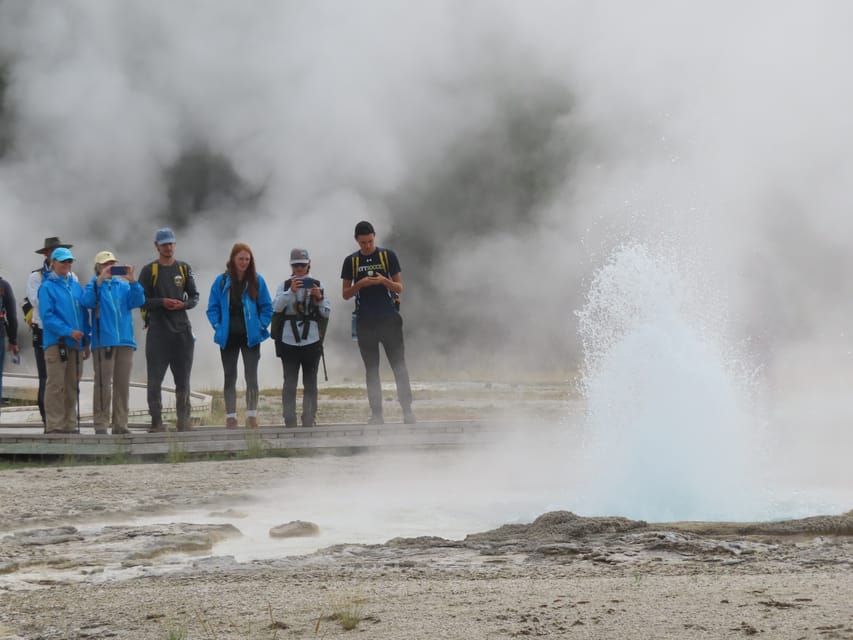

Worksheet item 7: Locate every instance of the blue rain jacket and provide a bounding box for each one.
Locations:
[37,271,91,350]
[81,276,145,349]
[206,273,273,348]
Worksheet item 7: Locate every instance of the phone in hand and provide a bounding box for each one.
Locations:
[110,265,128,276]
[300,277,316,290]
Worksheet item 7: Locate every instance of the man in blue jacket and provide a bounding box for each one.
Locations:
[82,251,145,435]
[37,247,91,433]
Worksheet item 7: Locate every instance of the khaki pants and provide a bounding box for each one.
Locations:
[44,344,83,432]
[92,346,134,430]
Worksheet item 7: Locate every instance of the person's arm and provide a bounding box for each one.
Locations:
[381,250,403,294]
[38,284,72,339]
[80,276,98,309]
[205,275,222,329]
[26,269,42,326]
[139,263,165,312]
[316,280,331,318]
[183,263,200,310]
[272,280,294,312]
[257,275,273,328]
[126,273,145,310]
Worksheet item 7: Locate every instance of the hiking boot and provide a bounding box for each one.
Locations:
[302,416,316,428]
[94,427,109,435]
[148,420,166,433]
[284,418,297,428]
[112,426,131,435]
[246,416,258,429]
[226,417,239,429]
[367,413,384,425]
[403,410,417,424]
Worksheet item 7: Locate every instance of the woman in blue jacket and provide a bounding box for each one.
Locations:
[206,243,272,428]
[81,251,145,435]
[37,247,91,434]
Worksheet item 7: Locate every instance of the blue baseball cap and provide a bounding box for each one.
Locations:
[50,247,75,262]
[155,227,177,244]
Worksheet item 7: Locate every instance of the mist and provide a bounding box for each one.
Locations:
[2,0,853,400]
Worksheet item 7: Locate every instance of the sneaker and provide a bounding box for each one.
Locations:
[94,427,109,435]
[226,417,239,429]
[112,426,131,435]
[246,416,258,429]
[403,411,417,424]
[367,414,384,425]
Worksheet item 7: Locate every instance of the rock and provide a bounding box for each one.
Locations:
[269,521,320,538]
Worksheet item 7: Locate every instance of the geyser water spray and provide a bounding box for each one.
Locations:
[576,243,764,522]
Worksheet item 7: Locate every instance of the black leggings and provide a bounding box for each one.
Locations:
[220,333,260,413]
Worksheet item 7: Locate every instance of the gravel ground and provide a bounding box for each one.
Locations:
[1,458,852,639]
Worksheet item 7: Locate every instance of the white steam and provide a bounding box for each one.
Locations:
[2,1,853,395]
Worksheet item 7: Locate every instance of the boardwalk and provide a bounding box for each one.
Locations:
[0,420,497,457]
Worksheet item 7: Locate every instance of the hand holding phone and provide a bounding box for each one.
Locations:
[110,265,128,276]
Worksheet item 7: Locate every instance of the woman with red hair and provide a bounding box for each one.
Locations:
[206,243,272,428]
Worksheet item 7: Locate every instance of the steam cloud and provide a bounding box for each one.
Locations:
[1,1,852,388]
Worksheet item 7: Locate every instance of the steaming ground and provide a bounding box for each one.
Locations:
[1,446,852,639]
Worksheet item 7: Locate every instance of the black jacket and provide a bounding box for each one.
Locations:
[0,277,18,344]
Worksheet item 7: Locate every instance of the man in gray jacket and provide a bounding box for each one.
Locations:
[138,227,199,432]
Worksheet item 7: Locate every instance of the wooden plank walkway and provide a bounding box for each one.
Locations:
[0,421,500,457]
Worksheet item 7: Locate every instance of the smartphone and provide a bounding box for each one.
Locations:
[110,265,128,276]
[300,277,316,290]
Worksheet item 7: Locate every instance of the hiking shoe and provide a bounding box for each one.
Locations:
[226,417,239,429]
[148,421,166,433]
[94,427,109,435]
[403,411,417,424]
[246,416,258,429]
[112,427,131,435]
[367,414,384,425]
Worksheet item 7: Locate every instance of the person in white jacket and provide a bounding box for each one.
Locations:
[272,248,330,427]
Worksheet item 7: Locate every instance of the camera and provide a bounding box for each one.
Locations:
[110,265,128,276]
[299,277,316,290]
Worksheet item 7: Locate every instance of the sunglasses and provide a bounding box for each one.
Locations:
[292,263,309,268]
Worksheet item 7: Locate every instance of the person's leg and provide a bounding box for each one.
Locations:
[43,345,66,432]
[242,342,261,428]
[145,327,170,428]
[171,328,195,431]
[62,349,82,431]
[300,342,322,426]
[110,346,134,433]
[281,343,300,427]
[379,314,414,421]
[356,318,383,421]
[220,339,240,420]
[33,327,47,424]
[92,348,114,432]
